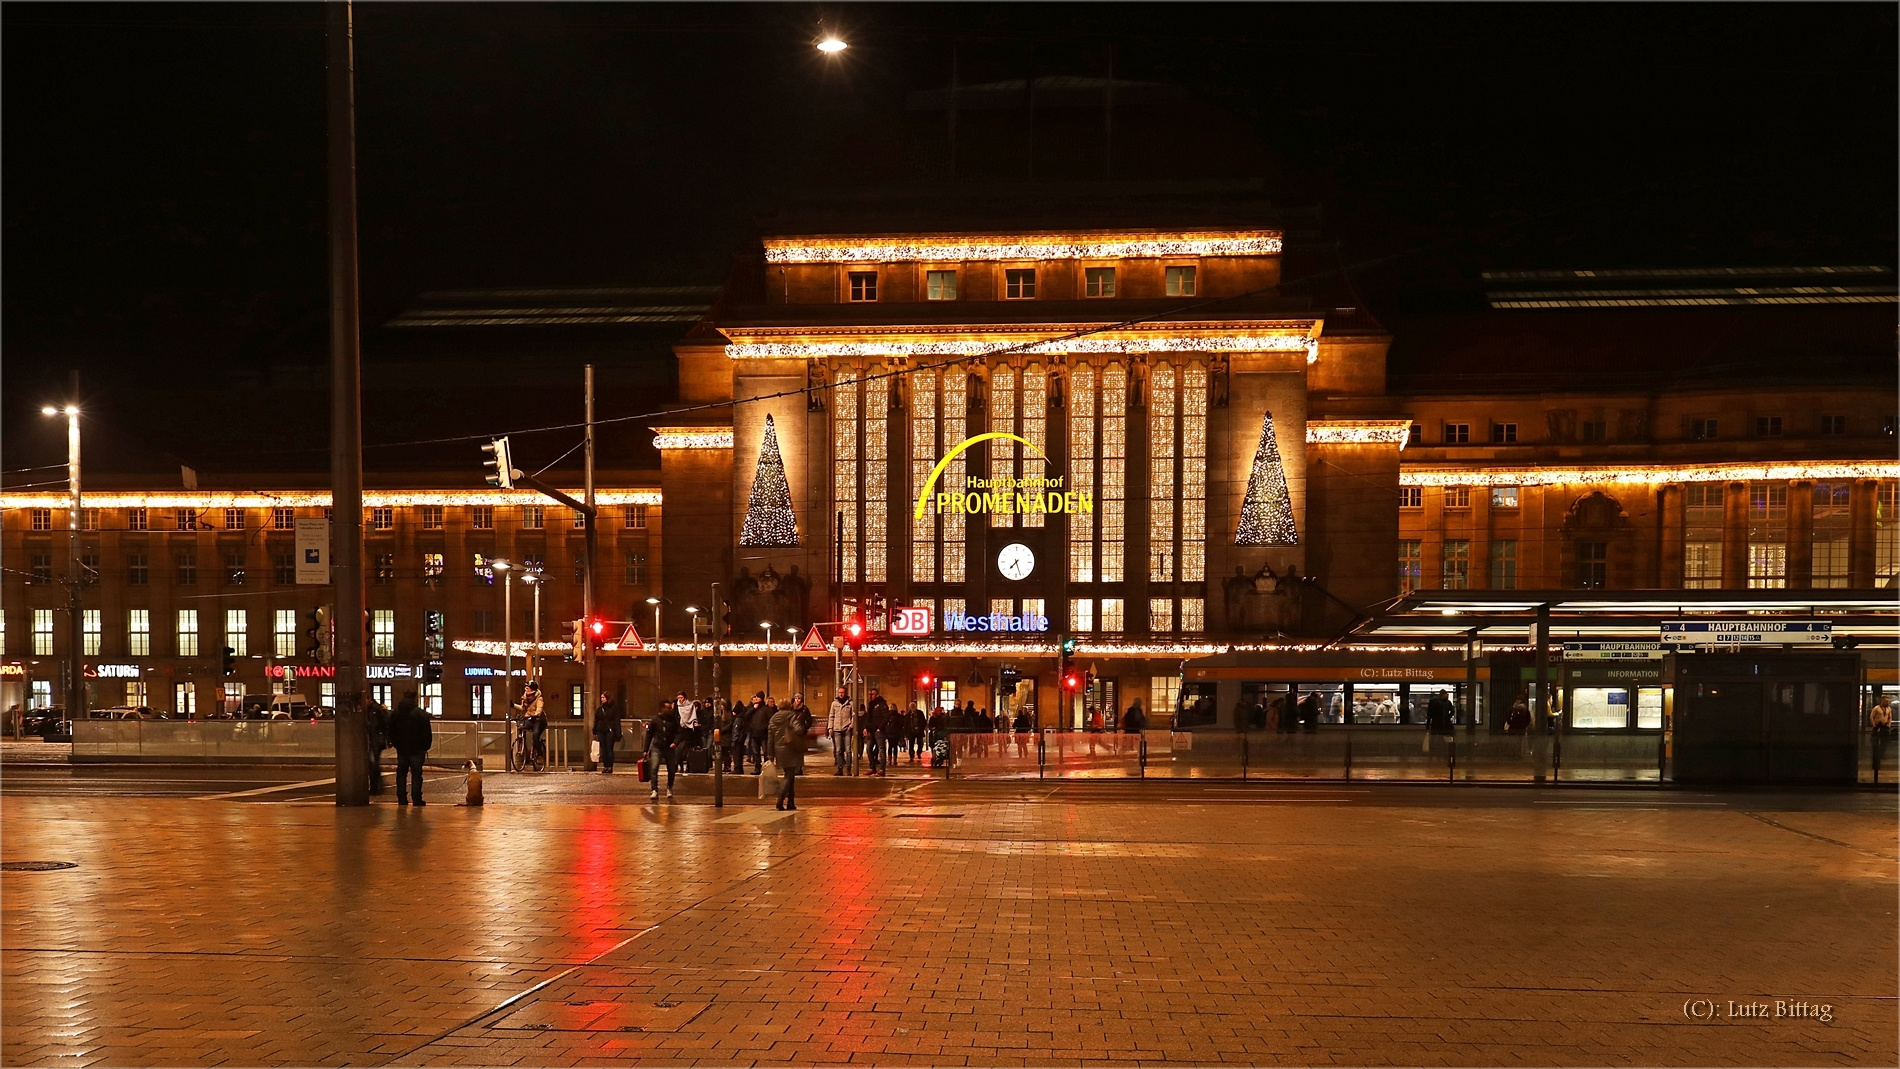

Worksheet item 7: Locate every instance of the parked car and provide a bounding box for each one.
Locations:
[23,708,70,740]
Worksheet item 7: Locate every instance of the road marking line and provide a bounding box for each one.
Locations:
[193,777,336,801]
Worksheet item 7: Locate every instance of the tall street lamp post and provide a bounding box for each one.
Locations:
[760,621,775,700]
[684,606,702,700]
[523,567,542,684]
[646,596,666,708]
[494,559,513,711]
[39,402,83,730]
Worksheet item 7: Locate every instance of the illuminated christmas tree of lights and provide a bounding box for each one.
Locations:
[739,414,799,547]
[1235,411,1299,545]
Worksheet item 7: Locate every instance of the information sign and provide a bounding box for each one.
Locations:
[293,518,330,585]
[1659,620,1832,645]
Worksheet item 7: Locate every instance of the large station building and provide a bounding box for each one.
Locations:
[4,204,1896,737]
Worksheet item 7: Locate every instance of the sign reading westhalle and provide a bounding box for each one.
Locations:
[1659,620,1832,645]
[294,518,331,585]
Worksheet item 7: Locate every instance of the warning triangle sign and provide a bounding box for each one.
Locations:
[619,622,648,651]
[800,625,829,653]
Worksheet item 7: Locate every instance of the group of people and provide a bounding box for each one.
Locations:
[365,690,436,805]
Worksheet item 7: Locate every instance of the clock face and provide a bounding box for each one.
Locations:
[997,542,1035,581]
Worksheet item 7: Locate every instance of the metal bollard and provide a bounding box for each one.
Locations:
[713,728,724,808]
[1138,735,1146,779]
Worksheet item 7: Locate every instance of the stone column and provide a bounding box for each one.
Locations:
[1722,480,1750,590]
[1848,479,1879,588]
[1658,483,1686,588]
[1787,480,1814,590]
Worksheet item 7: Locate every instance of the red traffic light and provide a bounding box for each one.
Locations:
[844,617,867,650]
[588,618,608,638]
[1062,672,1081,691]
[918,672,934,688]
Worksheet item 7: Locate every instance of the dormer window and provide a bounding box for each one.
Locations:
[1084,267,1117,298]
[1004,268,1037,299]
[847,271,878,302]
[1165,265,1198,296]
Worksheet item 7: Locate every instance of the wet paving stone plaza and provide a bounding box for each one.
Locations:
[1,777,1895,1067]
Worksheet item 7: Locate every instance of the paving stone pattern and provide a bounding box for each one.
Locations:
[2,784,1894,1067]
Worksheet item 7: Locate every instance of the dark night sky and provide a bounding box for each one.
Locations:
[5,2,1895,478]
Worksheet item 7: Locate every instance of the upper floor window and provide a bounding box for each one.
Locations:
[273,552,294,585]
[129,507,149,532]
[520,505,543,530]
[1818,415,1847,435]
[223,507,246,530]
[1692,418,1718,440]
[370,507,394,530]
[1491,486,1520,509]
[1445,486,1472,509]
[1004,268,1037,299]
[420,505,444,529]
[624,504,648,529]
[1084,267,1117,298]
[1577,540,1608,589]
[1755,416,1782,437]
[176,509,199,531]
[80,508,101,531]
[30,508,52,531]
[1407,424,1423,447]
[469,506,494,530]
[1165,265,1197,296]
[1581,420,1607,442]
[1399,487,1422,508]
[925,270,958,301]
[1443,422,1470,444]
[272,506,295,530]
[847,271,878,302]
[1491,422,1518,444]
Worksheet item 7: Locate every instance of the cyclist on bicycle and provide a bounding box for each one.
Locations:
[515,681,549,771]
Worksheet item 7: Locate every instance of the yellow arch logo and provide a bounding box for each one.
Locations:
[912,432,1051,520]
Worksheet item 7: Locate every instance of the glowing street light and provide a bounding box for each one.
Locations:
[816,36,846,54]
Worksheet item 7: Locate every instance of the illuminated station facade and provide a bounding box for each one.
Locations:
[4,217,1896,737]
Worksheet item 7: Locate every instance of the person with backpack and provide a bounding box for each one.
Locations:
[769,697,812,810]
[593,696,623,773]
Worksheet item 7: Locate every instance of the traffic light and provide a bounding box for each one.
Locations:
[1062,669,1082,692]
[481,436,515,489]
[587,617,609,646]
[220,646,237,676]
[917,669,934,690]
[569,619,586,661]
[308,606,333,664]
[423,611,444,661]
[844,617,867,651]
[720,599,735,636]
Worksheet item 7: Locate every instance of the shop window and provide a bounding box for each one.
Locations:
[470,684,493,718]
[274,609,297,657]
[1004,268,1037,299]
[174,683,196,718]
[273,506,295,530]
[847,271,878,302]
[1442,540,1470,590]
[1399,540,1422,593]
[925,270,958,300]
[128,610,150,656]
[1443,422,1470,444]
[1818,415,1846,435]
[224,609,247,657]
[1577,541,1607,589]
[1571,687,1629,729]
[1489,540,1518,590]
[1491,422,1518,444]
[1164,265,1197,296]
[30,680,53,709]
[1399,487,1422,508]
[1754,416,1783,437]
[1491,486,1519,508]
[177,609,200,657]
[1084,267,1117,297]
[422,683,443,717]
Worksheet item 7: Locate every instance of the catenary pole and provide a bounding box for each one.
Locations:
[583,365,599,769]
[327,0,369,805]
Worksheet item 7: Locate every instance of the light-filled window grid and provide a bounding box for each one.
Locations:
[225,609,247,657]
[177,610,199,657]
[129,609,150,656]
[275,609,297,657]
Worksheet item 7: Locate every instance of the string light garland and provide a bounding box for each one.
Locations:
[762,231,1284,264]
[0,489,661,510]
[1307,420,1413,447]
[1236,412,1300,546]
[651,427,735,450]
[451,640,576,656]
[725,334,1318,360]
[738,414,799,547]
[571,638,1443,657]
[1399,460,1900,488]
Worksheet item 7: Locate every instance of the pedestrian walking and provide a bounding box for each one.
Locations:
[713,693,736,771]
[865,689,890,775]
[769,697,813,810]
[389,690,431,806]
[1123,699,1148,735]
[676,692,701,747]
[646,700,682,800]
[593,696,623,773]
[747,693,773,774]
[366,699,390,795]
[1870,693,1893,775]
[827,688,852,773]
[909,706,927,762]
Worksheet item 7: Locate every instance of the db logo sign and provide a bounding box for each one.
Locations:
[890,606,932,637]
